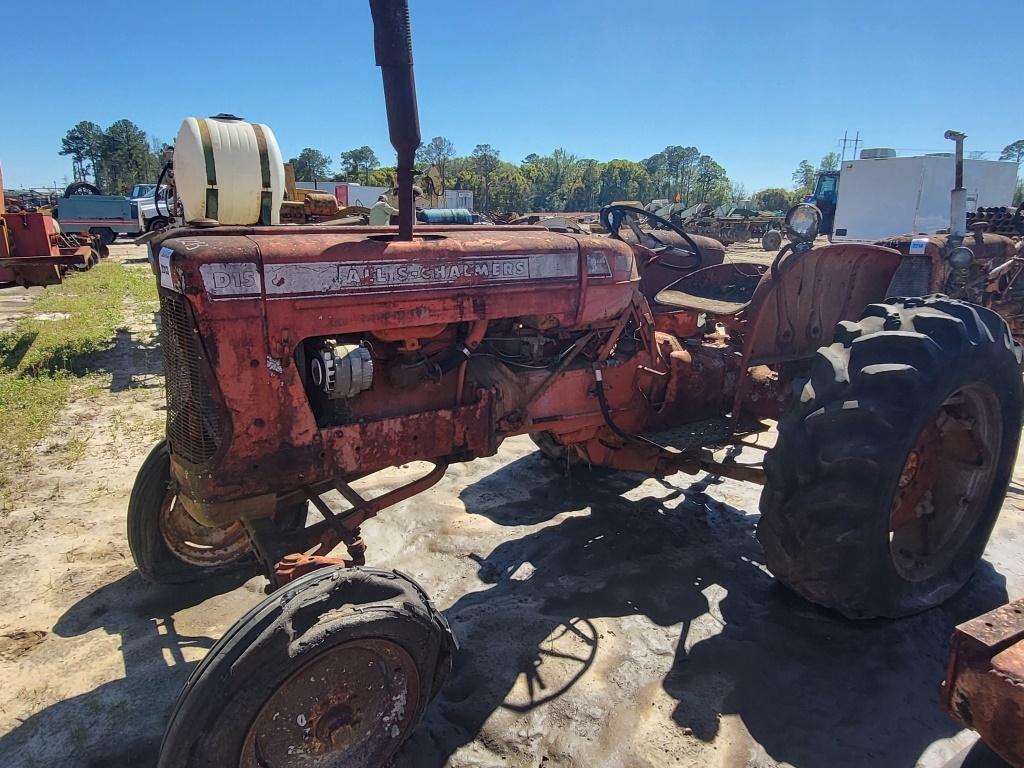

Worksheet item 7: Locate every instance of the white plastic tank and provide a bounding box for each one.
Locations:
[174,115,285,225]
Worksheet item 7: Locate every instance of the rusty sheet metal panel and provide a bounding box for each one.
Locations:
[2,211,59,257]
[879,232,1018,296]
[649,333,738,428]
[742,243,901,366]
[155,228,635,447]
[0,212,94,286]
[323,391,496,471]
[944,597,1024,767]
[173,391,496,515]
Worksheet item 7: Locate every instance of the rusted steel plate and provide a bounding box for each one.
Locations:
[944,597,1024,767]
[742,243,901,366]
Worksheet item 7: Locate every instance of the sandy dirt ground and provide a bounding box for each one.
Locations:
[0,286,44,331]
[0,240,1020,767]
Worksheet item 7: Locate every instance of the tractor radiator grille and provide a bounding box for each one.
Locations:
[887,256,932,298]
[159,293,223,464]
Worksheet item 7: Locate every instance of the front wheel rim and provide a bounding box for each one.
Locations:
[889,383,1002,582]
[158,491,250,567]
[239,638,422,767]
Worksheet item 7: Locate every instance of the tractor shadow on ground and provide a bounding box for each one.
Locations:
[406,452,1009,768]
[0,318,162,393]
[0,570,251,767]
[84,318,163,393]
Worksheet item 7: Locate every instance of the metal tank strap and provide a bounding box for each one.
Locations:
[251,124,274,225]
[196,119,219,221]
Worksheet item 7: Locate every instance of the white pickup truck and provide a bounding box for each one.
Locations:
[130,183,176,232]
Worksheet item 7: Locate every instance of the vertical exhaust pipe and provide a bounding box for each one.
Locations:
[370,0,420,241]
[945,129,967,246]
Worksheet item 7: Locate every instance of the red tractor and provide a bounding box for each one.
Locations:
[130,3,1023,764]
[0,165,103,287]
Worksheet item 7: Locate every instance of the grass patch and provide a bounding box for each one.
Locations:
[0,263,155,374]
[0,373,72,462]
[125,264,159,309]
[0,263,154,496]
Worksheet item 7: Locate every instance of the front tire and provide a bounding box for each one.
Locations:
[127,441,305,584]
[759,297,1023,618]
[158,567,454,767]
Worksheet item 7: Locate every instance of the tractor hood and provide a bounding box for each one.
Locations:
[153,225,639,334]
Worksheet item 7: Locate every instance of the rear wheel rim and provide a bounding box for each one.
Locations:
[239,638,422,767]
[158,491,250,566]
[889,383,1002,581]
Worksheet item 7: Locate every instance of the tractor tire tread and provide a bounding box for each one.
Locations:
[758,296,1022,618]
[158,567,455,767]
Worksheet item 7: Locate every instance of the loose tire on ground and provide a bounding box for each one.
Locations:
[761,229,782,251]
[759,297,1023,618]
[127,441,306,584]
[158,567,455,767]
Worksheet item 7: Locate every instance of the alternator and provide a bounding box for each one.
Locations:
[310,341,374,398]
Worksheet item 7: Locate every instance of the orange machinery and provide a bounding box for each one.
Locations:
[0,164,101,287]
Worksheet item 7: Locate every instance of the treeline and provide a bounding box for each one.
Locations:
[59,117,888,213]
[290,139,852,214]
[60,120,167,195]
[290,139,744,213]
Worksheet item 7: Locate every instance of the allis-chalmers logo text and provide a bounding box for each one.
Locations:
[261,254,577,297]
[334,258,528,288]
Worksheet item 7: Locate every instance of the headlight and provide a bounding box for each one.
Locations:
[948,246,974,268]
[785,203,821,241]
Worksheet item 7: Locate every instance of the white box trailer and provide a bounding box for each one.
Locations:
[831,155,1017,243]
[296,182,473,211]
[296,182,390,207]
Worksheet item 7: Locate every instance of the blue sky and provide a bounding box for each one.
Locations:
[2,0,1020,192]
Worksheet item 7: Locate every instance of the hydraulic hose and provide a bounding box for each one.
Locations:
[154,162,171,218]
[437,345,473,376]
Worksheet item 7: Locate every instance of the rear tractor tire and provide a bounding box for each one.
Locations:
[127,440,306,584]
[759,297,1023,618]
[158,567,455,767]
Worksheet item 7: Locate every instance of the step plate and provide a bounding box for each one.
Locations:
[642,418,734,452]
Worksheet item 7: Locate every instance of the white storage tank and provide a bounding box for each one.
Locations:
[174,114,285,226]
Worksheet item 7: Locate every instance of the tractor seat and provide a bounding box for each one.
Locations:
[654,262,768,316]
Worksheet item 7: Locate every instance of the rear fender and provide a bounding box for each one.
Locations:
[741,243,901,366]
[731,243,900,423]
